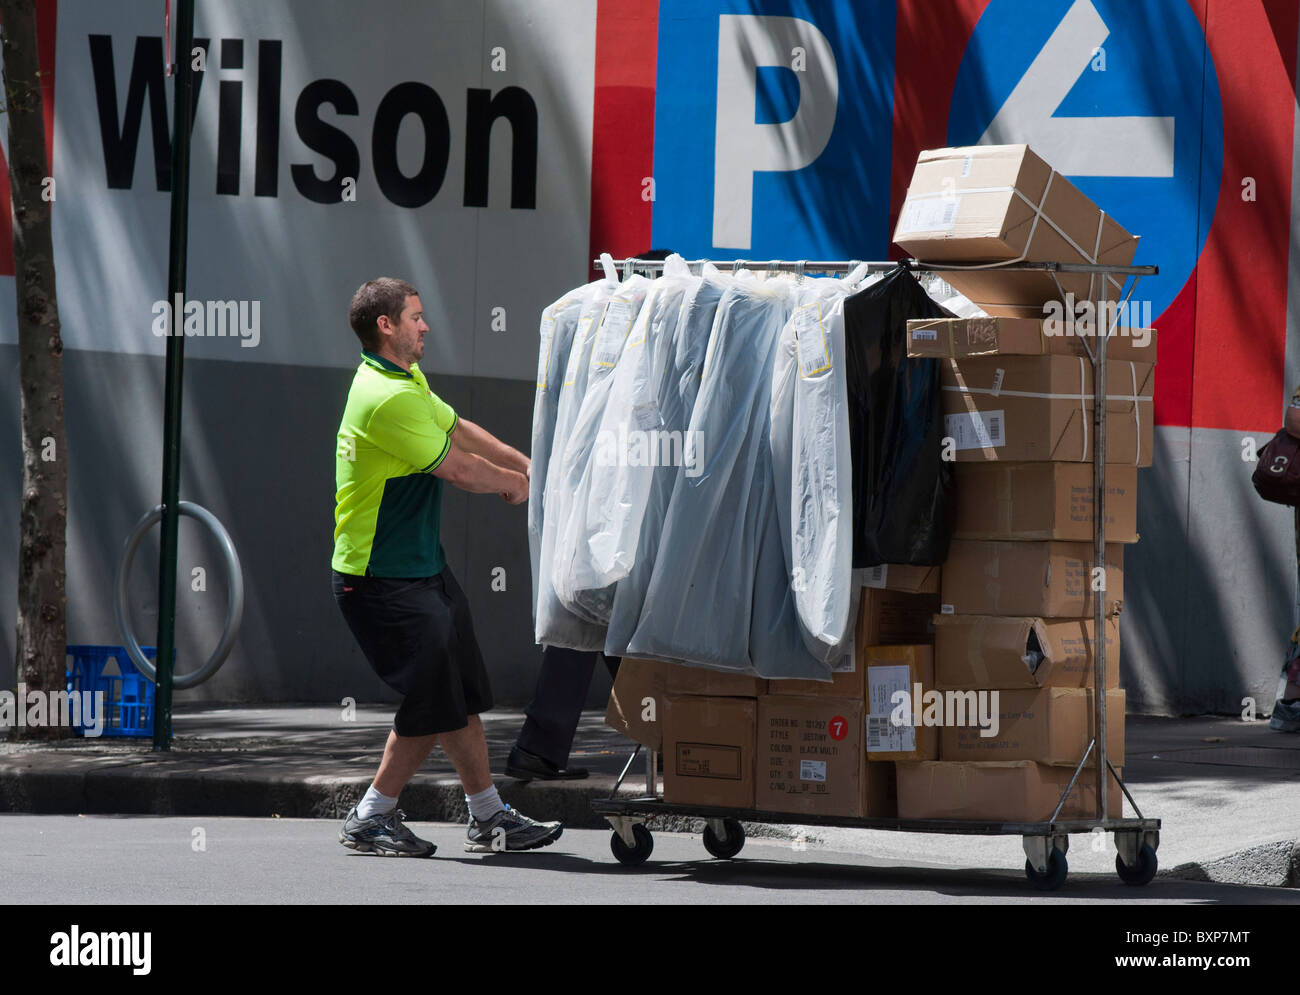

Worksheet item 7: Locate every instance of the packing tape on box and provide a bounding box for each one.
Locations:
[901,171,1124,298]
[943,360,1148,463]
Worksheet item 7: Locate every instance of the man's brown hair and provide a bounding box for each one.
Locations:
[349,278,418,350]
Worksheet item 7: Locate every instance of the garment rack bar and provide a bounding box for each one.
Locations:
[595,258,1158,277]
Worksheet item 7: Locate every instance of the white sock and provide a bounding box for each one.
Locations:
[466,784,505,822]
[357,784,398,820]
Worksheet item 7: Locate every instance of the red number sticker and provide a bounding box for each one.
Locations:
[828,716,848,741]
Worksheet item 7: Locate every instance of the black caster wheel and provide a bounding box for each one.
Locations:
[1116,844,1158,886]
[702,818,746,860]
[610,824,653,867]
[1024,849,1068,891]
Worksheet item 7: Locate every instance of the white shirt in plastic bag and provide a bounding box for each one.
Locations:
[541,273,650,641]
[534,270,638,649]
[556,256,700,625]
[604,266,727,657]
[627,270,813,674]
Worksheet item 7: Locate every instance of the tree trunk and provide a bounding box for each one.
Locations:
[2,0,68,740]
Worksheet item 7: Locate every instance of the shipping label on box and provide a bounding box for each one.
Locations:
[940,356,1154,464]
[864,646,938,762]
[757,696,863,818]
[867,664,915,753]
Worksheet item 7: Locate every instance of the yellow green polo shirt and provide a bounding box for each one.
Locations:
[332,350,459,577]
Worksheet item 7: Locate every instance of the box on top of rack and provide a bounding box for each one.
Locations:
[892,144,1140,313]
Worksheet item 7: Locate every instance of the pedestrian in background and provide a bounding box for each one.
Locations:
[1271,382,1300,732]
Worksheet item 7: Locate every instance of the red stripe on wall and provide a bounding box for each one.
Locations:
[588,0,659,279]
[888,0,989,254]
[1189,0,1298,431]
[0,0,57,278]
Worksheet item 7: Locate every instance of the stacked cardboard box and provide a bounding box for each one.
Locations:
[890,144,1145,821]
[605,581,940,817]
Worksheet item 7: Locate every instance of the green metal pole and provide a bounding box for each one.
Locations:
[154,0,196,751]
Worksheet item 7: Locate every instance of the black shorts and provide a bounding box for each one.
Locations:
[332,567,494,736]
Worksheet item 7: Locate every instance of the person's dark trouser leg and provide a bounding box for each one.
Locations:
[516,646,605,768]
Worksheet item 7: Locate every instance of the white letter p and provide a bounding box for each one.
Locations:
[713,15,838,250]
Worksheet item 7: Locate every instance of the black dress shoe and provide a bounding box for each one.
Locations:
[506,745,589,781]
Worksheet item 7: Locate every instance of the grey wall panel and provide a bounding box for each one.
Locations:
[1,346,562,708]
[1176,427,1297,714]
[1125,426,1191,715]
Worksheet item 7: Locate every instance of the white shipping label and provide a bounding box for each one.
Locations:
[862,564,888,589]
[793,304,832,377]
[830,635,855,674]
[536,317,555,388]
[911,328,938,341]
[944,409,1005,450]
[990,368,1005,396]
[593,300,634,367]
[897,195,961,236]
[799,760,827,783]
[867,663,916,753]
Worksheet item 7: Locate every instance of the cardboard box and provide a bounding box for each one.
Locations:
[663,695,756,809]
[665,663,765,698]
[896,760,1123,820]
[756,696,863,818]
[604,658,667,750]
[953,462,1138,542]
[940,688,1125,765]
[768,587,939,698]
[893,145,1139,311]
[856,562,941,594]
[941,539,1124,617]
[941,356,1154,465]
[907,316,1156,365]
[934,614,1121,690]
[865,646,939,763]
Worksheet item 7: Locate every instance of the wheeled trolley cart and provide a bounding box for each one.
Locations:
[595,745,1160,890]
[588,256,1161,892]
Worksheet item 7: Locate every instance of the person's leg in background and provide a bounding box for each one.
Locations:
[1272,507,1300,731]
[509,646,621,779]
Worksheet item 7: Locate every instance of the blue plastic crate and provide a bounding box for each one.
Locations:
[65,645,174,738]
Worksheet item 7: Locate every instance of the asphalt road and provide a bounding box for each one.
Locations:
[2,814,1296,905]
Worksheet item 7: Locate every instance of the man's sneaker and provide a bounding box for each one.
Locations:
[339,806,437,857]
[1270,698,1300,732]
[465,804,563,853]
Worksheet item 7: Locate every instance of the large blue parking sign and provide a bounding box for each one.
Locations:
[652,0,896,259]
[947,0,1222,316]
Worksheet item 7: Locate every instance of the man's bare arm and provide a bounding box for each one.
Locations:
[451,418,530,476]
[434,446,528,504]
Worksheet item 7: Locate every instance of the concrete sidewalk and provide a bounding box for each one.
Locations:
[1,705,1297,887]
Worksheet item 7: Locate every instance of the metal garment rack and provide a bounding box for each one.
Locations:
[589,255,1160,890]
